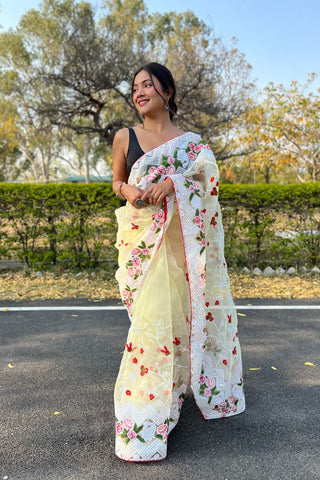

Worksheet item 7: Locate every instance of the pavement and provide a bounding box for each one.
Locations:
[0,298,319,480]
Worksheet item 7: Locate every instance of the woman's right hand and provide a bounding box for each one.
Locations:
[121,184,146,208]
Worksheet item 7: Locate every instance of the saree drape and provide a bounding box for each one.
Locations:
[114,132,245,462]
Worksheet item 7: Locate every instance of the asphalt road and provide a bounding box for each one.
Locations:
[0,298,319,480]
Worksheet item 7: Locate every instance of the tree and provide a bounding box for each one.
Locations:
[0,0,254,182]
[232,75,320,183]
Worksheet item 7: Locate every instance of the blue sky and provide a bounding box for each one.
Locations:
[1,0,320,91]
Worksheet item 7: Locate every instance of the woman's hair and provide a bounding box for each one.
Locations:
[131,62,178,120]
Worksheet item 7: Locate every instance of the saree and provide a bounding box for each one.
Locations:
[114,132,245,462]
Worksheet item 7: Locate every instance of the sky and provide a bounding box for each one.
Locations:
[1,0,320,92]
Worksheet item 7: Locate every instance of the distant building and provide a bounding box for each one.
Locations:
[65,175,113,183]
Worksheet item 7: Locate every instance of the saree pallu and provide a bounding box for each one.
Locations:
[114,132,245,462]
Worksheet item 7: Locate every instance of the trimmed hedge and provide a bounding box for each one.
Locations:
[0,183,320,270]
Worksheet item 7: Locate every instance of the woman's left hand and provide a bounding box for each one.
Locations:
[141,178,174,205]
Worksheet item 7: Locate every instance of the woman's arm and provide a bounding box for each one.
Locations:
[112,128,145,207]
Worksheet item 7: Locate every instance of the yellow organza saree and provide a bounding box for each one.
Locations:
[114,132,245,462]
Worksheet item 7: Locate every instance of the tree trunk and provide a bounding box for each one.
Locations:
[84,134,90,184]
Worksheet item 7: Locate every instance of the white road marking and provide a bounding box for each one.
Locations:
[1,305,320,312]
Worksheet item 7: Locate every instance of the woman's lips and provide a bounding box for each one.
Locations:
[138,99,149,106]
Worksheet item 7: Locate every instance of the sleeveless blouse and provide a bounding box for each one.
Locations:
[127,127,145,175]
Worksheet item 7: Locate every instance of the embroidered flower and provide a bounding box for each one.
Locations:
[188,151,196,160]
[142,248,150,256]
[156,165,166,175]
[227,314,232,323]
[199,374,206,384]
[194,216,201,225]
[132,257,141,267]
[131,247,141,256]
[149,394,155,400]
[125,390,131,396]
[127,430,137,439]
[223,359,228,365]
[173,337,181,345]
[146,174,156,183]
[160,345,170,356]
[127,267,134,278]
[204,388,211,397]
[148,166,156,174]
[207,377,215,388]
[123,417,134,429]
[126,342,133,352]
[116,422,123,434]
[166,165,176,175]
[168,156,175,165]
[140,365,148,375]
[131,223,139,230]
[133,357,138,364]
[156,424,168,435]
[194,144,204,152]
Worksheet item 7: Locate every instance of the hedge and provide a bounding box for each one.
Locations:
[0,183,319,270]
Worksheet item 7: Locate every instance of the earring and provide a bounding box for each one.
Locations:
[164,98,170,112]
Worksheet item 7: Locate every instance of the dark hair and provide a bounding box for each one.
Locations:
[131,62,178,120]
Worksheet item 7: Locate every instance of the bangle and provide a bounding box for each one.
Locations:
[115,181,127,199]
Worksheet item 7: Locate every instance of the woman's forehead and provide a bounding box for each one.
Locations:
[134,70,154,85]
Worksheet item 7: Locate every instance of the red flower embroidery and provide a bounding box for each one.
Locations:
[215,212,219,217]
[215,300,220,305]
[227,314,232,323]
[210,187,218,196]
[173,337,181,345]
[140,348,144,354]
[126,390,131,396]
[149,394,155,400]
[205,302,209,307]
[236,332,238,337]
[173,382,176,388]
[131,223,139,230]
[223,359,228,365]
[210,177,215,182]
[133,357,138,364]
[232,346,237,355]
[206,312,213,321]
[201,208,207,214]
[140,365,148,376]
[210,217,217,226]
[160,346,170,356]
[126,342,133,352]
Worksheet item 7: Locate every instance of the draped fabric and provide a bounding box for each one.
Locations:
[114,132,245,462]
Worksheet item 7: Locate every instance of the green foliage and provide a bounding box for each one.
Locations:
[0,183,319,270]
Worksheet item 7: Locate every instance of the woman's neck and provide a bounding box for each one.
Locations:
[141,114,173,134]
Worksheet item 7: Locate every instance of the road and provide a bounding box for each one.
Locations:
[0,298,319,480]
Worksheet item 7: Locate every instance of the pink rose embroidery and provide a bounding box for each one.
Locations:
[127,267,134,278]
[163,434,168,442]
[204,388,211,397]
[199,374,206,384]
[149,166,156,174]
[142,248,150,255]
[189,143,195,150]
[189,185,195,193]
[116,422,123,434]
[207,377,215,388]
[127,430,137,439]
[219,402,227,409]
[194,216,201,225]
[150,222,157,231]
[188,152,196,160]
[194,144,204,152]
[166,165,176,175]
[168,157,175,165]
[132,257,141,267]
[156,210,164,219]
[156,424,168,435]
[156,165,166,175]
[229,396,236,404]
[123,290,128,297]
[131,248,140,256]
[135,268,141,276]
[201,238,206,246]
[123,417,134,429]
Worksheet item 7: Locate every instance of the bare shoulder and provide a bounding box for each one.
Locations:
[113,127,129,145]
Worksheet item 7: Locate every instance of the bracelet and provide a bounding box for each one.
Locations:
[115,181,127,199]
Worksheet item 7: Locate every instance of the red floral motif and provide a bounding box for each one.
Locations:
[232,346,237,355]
[126,342,133,352]
[210,187,218,196]
[223,359,228,365]
[215,300,220,305]
[201,208,207,214]
[140,347,144,354]
[133,357,138,364]
[140,365,148,375]
[126,390,131,396]
[118,239,128,247]
[210,177,215,182]
[131,223,139,230]
[149,394,155,400]
[227,314,232,323]
[173,337,181,345]
[205,302,209,307]
[206,312,213,321]
[160,345,170,356]
[210,217,217,226]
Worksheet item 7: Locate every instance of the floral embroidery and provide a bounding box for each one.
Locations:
[122,285,136,313]
[126,241,155,280]
[115,417,145,444]
[173,337,181,345]
[140,365,148,376]
[151,208,165,233]
[185,179,201,201]
[160,345,170,356]
[213,396,239,416]
[199,368,220,404]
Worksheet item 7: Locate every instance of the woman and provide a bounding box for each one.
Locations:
[112,62,245,462]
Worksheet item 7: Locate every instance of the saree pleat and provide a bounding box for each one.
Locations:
[114,133,245,462]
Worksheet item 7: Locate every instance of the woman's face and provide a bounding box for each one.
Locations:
[132,69,167,117]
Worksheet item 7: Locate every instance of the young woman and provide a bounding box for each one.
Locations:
[112,62,245,462]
